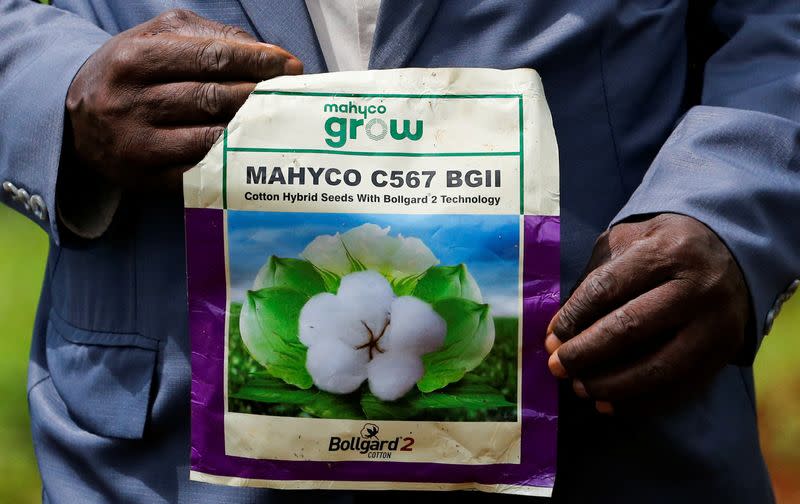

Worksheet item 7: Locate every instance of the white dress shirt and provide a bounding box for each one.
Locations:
[305,0,381,72]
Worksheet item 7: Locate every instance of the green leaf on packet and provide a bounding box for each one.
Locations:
[301,390,364,419]
[412,264,483,304]
[252,256,330,297]
[390,271,424,296]
[239,287,314,389]
[361,378,514,420]
[417,298,496,392]
[232,374,363,419]
[232,374,321,404]
[228,303,265,393]
[315,267,342,293]
[342,243,367,273]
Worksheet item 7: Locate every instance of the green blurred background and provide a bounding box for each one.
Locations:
[0,204,798,503]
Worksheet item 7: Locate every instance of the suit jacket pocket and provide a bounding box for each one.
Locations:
[45,308,158,439]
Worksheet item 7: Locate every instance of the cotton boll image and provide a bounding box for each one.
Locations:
[298,290,378,348]
[232,216,515,413]
[337,270,394,306]
[367,353,425,401]
[298,271,393,348]
[298,293,342,347]
[383,296,447,355]
[298,271,446,401]
[335,271,394,339]
[306,339,369,394]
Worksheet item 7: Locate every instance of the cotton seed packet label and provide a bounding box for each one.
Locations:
[184,68,560,496]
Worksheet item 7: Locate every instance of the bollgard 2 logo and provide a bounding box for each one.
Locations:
[361,423,380,439]
[328,423,415,459]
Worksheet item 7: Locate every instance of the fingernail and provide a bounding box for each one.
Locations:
[548,352,568,379]
[595,401,614,415]
[544,333,562,354]
[283,58,304,75]
[573,379,589,399]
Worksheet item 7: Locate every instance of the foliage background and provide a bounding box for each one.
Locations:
[228,301,519,422]
[1,206,798,502]
[225,210,521,422]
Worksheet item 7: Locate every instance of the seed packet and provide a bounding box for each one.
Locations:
[184,68,560,496]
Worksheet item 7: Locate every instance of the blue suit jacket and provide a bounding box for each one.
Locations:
[1,1,799,502]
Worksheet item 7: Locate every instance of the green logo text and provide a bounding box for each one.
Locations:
[323,101,423,148]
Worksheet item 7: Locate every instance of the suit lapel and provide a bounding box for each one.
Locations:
[237,0,328,73]
[369,0,441,69]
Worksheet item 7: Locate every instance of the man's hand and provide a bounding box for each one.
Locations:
[65,9,302,191]
[545,213,750,414]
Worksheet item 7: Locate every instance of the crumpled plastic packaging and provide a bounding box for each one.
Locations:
[184,68,560,496]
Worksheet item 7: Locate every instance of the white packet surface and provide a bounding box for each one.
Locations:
[185,68,560,496]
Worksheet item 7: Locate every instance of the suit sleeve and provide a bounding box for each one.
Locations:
[612,1,800,359]
[0,0,110,244]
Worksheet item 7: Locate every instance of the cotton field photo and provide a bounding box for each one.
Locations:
[225,212,521,422]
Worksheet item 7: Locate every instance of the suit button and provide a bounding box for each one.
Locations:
[2,182,47,220]
[14,187,31,211]
[2,181,17,194]
[29,195,48,221]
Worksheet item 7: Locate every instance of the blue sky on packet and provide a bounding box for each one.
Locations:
[227,211,520,316]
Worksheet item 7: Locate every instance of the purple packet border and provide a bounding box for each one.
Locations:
[186,208,559,491]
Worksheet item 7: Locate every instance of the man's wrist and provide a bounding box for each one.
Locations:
[609,212,756,367]
[55,123,121,240]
